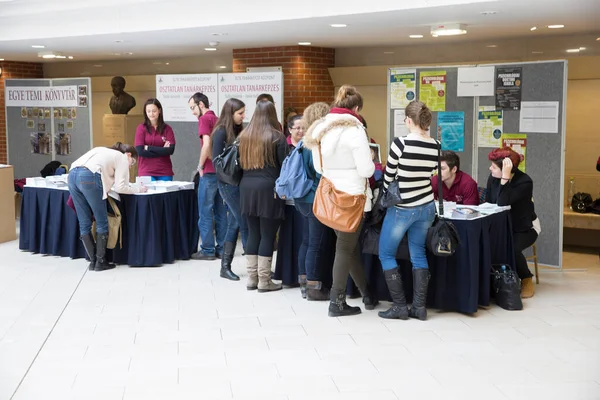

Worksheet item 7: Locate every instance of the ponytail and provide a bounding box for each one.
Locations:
[405,101,432,131]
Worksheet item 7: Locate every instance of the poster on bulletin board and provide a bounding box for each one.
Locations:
[438,111,465,152]
[501,133,527,172]
[419,71,446,111]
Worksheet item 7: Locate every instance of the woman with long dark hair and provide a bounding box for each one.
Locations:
[134,98,176,181]
[239,100,288,292]
[69,142,147,272]
[211,98,247,281]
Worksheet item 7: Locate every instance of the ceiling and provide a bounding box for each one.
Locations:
[0,0,598,63]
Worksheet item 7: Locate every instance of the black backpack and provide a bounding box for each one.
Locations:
[571,192,593,214]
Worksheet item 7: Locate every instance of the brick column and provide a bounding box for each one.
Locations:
[0,61,44,164]
[232,46,335,114]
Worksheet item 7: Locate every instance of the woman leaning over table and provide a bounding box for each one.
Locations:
[486,147,538,299]
[68,142,147,272]
[134,98,176,181]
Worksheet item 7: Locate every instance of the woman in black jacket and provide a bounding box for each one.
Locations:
[239,100,289,292]
[486,147,537,298]
[211,98,247,281]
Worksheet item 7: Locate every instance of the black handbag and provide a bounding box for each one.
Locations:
[213,140,242,186]
[571,192,593,214]
[426,139,460,257]
[380,179,403,208]
[491,264,523,310]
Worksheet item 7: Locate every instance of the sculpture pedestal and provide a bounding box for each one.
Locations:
[99,114,143,182]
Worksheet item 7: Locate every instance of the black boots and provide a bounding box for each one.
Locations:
[81,233,96,271]
[220,241,240,281]
[328,292,361,317]
[409,269,431,321]
[95,232,115,271]
[362,289,379,310]
[379,268,409,320]
[306,280,330,301]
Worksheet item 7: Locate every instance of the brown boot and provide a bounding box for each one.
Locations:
[246,255,258,291]
[257,256,282,293]
[306,280,330,301]
[521,277,535,298]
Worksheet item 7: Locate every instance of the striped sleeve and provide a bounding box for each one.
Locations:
[383,137,404,189]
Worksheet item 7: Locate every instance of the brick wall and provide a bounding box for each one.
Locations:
[232,46,335,115]
[0,61,44,164]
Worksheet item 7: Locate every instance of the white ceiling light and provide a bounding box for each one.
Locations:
[93,64,103,67]
[530,27,537,31]
[597,37,600,41]
[211,33,227,36]
[68,56,74,59]
[31,45,45,49]
[480,11,497,15]
[431,23,467,36]
[165,62,170,65]
[409,35,423,39]
[0,58,4,61]
[127,52,134,55]
[219,65,227,69]
[486,45,498,48]
[330,24,347,28]
[547,24,564,29]
[298,42,311,46]
[383,51,394,54]
[566,49,580,53]
[532,51,543,54]
[579,47,586,50]
[204,47,217,51]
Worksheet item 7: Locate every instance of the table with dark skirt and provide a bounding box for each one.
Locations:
[19,186,199,267]
[348,211,516,314]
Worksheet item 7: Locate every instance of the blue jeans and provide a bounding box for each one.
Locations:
[218,181,248,249]
[379,202,436,270]
[151,176,173,181]
[295,201,326,281]
[67,167,108,236]
[198,173,227,255]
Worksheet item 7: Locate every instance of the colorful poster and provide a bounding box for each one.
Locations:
[477,106,503,147]
[156,74,219,122]
[501,133,527,172]
[437,112,465,152]
[495,67,522,110]
[217,72,283,123]
[390,69,416,109]
[419,71,446,111]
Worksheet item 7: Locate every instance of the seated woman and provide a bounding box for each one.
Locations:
[135,99,176,181]
[486,147,537,298]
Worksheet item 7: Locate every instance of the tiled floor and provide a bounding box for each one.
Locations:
[1,238,599,400]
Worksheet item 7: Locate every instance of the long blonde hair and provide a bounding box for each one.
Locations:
[239,101,283,169]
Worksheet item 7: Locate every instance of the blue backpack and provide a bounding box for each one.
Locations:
[275,140,313,200]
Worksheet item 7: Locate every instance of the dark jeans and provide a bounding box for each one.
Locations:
[514,229,538,279]
[198,173,227,255]
[218,181,248,249]
[246,216,281,257]
[332,220,367,297]
[295,201,326,281]
[67,167,107,236]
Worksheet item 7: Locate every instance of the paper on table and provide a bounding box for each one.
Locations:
[519,101,559,133]
[394,109,409,137]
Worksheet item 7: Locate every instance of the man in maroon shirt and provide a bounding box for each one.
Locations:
[189,92,227,260]
[431,150,479,205]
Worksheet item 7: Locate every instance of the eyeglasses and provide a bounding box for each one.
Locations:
[290,126,304,131]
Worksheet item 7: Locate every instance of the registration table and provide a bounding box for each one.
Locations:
[352,210,516,314]
[19,186,199,266]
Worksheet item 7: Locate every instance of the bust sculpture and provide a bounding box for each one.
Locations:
[109,76,136,114]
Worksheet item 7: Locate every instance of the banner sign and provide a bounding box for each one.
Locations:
[156,74,219,122]
[5,86,78,107]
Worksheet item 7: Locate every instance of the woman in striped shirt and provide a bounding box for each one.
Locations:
[378,101,439,321]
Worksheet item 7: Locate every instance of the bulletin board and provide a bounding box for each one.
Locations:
[387,61,567,268]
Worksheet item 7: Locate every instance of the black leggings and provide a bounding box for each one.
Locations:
[245,216,281,257]
[513,229,538,279]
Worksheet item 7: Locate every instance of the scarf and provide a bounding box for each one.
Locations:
[329,107,364,124]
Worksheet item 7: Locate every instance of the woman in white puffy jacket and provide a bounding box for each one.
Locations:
[304,85,378,317]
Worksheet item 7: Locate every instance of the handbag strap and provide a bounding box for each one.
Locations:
[317,140,368,194]
[435,134,444,216]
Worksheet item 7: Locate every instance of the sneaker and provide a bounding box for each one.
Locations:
[191,251,217,261]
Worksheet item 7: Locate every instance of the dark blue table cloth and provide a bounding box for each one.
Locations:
[19,187,199,267]
[349,211,516,314]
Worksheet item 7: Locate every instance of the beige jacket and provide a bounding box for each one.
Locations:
[71,147,141,199]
